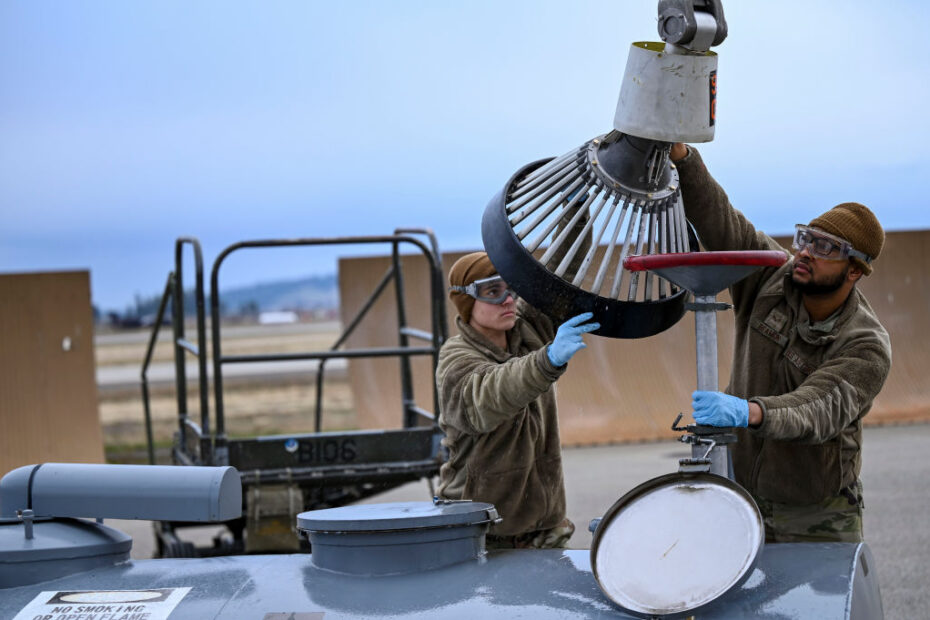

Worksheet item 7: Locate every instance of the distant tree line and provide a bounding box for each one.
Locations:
[101,274,337,328]
[104,289,231,328]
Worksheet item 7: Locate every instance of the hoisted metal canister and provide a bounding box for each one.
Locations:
[614,41,718,143]
[481,1,727,339]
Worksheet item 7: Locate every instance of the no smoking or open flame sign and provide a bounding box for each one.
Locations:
[12,587,191,620]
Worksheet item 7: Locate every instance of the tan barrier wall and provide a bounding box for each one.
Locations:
[339,230,930,445]
[0,271,103,473]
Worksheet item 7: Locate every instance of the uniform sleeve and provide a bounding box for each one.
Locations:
[751,336,891,443]
[437,344,564,435]
[675,146,790,312]
[676,146,784,254]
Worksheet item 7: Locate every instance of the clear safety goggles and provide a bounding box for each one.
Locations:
[792,225,872,263]
[450,275,516,304]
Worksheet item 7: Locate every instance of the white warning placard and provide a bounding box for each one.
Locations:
[13,587,191,620]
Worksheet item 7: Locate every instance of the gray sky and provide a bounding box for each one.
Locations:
[2,1,927,311]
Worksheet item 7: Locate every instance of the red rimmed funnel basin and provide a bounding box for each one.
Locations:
[624,251,788,296]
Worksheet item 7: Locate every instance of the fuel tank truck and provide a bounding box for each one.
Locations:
[0,1,884,618]
[0,462,881,619]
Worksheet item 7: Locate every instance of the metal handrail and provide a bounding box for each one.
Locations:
[172,237,210,464]
[393,228,447,420]
[395,227,448,342]
[139,238,210,466]
[208,233,446,466]
[309,227,448,433]
[222,347,437,363]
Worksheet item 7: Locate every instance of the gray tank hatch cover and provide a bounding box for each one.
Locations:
[297,500,497,531]
[0,518,131,588]
[297,500,499,576]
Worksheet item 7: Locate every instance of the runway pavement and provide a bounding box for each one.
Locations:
[113,422,928,619]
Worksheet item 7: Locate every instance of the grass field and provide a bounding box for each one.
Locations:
[96,322,356,462]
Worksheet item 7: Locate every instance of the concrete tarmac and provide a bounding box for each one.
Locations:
[114,423,928,619]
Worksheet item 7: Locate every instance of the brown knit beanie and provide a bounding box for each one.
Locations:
[808,202,884,276]
[448,251,497,322]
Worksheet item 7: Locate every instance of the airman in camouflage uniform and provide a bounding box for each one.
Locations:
[673,144,891,543]
[436,249,596,549]
[755,480,865,543]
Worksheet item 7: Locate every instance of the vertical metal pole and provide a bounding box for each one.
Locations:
[392,241,416,428]
[175,239,212,465]
[694,294,718,392]
[693,294,731,478]
[395,228,446,425]
[210,263,228,466]
[314,362,326,433]
[191,243,212,465]
[426,238,445,420]
[141,380,157,465]
[171,257,188,453]
[394,230,447,347]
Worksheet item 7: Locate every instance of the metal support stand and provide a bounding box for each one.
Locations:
[680,294,737,478]
[624,250,788,480]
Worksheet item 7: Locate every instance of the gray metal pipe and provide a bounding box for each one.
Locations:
[0,464,241,522]
[694,294,719,392]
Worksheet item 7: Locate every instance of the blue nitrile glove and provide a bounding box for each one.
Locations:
[691,390,749,427]
[546,312,600,367]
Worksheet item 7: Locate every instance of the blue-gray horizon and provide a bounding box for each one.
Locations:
[2,1,927,311]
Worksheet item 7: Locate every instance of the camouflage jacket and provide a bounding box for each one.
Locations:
[436,300,568,536]
[677,147,892,505]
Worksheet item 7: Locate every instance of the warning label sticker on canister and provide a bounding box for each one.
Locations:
[12,587,191,620]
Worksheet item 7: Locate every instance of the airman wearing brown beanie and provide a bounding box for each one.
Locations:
[809,202,884,276]
[671,143,891,545]
[437,246,598,550]
[448,251,497,323]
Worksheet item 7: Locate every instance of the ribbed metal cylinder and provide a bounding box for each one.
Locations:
[482,132,694,338]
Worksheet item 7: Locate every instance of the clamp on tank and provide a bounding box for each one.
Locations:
[672,407,738,477]
[434,496,502,525]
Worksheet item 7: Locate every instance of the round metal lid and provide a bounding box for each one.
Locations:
[591,472,763,618]
[0,518,132,588]
[297,501,497,533]
[0,518,131,563]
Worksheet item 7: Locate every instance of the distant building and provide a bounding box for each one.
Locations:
[258,311,299,325]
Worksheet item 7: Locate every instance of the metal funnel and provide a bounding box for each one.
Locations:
[481,140,695,339]
[481,1,727,339]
